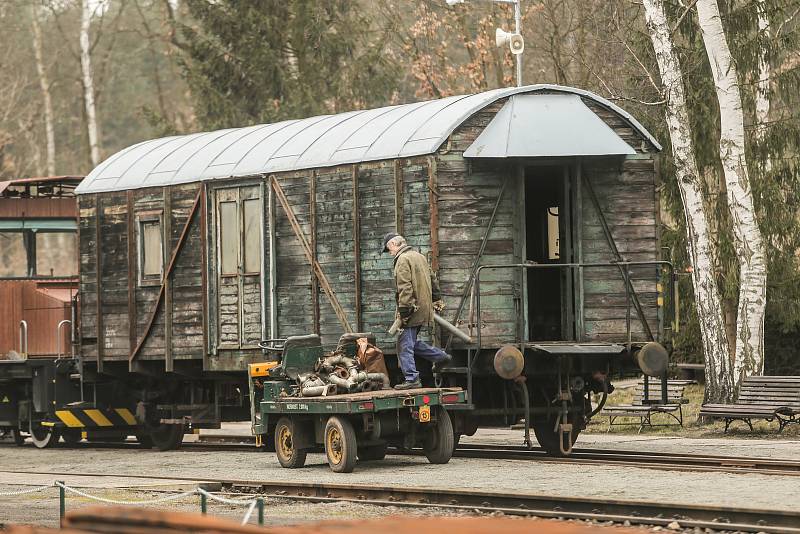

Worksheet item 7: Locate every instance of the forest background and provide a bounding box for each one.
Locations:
[1,0,798,376]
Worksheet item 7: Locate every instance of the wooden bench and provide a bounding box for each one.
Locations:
[603,378,691,433]
[700,376,800,433]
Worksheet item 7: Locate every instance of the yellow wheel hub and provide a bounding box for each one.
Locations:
[326,427,343,464]
[278,426,293,457]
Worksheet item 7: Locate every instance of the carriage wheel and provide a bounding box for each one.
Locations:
[275,417,307,468]
[324,416,357,473]
[29,422,59,449]
[61,429,83,446]
[533,413,580,456]
[149,424,184,451]
[135,433,154,449]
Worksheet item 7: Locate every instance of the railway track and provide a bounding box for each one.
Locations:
[0,468,797,533]
[4,434,800,478]
[187,435,800,478]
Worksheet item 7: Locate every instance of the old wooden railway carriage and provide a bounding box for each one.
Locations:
[3,84,672,452]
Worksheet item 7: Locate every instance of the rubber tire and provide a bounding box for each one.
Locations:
[532,415,579,457]
[358,443,387,461]
[29,423,59,449]
[422,407,454,464]
[149,424,184,451]
[61,429,83,446]
[324,416,358,473]
[274,417,307,469]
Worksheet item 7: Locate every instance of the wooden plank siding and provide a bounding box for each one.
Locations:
[79,185,206,367]
[434,100,519,348]
[581,157,659,341]
[78,91,661,371]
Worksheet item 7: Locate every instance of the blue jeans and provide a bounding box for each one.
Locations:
[397,326,449,382]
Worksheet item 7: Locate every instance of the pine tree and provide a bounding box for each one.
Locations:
[178,0,398,129]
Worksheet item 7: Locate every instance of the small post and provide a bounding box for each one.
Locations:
[200,492,207,515]
[57,481,65,527]
[257,497,264,525]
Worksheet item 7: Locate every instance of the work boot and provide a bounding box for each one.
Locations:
[432,353,453,373]
[394,379,422,390]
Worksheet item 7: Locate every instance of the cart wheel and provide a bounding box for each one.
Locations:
[12,428,25,446]
[422,407,454,464]
[29,422,59,449]
[61,429,83,446]
[149,424,184,451]
[358,443,387,461]
[324,416,357,473]
[275,417,307,468]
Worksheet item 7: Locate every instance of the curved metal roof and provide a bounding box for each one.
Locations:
[76,84,660,194]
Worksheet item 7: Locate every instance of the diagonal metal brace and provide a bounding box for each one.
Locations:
[270,176,353,333]
[130,186,203,365]
[445,179,507,351]
[583,175,653,341]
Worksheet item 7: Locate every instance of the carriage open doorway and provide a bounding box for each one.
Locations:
[524,165,575,342]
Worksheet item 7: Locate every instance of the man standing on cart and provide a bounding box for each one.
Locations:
[381,233,451,390]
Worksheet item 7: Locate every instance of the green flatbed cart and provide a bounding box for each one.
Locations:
[247,334,466,473]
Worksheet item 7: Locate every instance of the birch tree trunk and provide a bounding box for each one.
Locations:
[642,0,733,401]
[30,3,56,176]
[697,0,768,382]
[755,1,771,132]
[755,0,773,180]
[80,0,100,167]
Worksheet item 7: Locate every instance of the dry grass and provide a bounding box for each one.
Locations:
[585,383,800,438]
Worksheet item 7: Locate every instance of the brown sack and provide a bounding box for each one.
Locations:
[356,337,389,377]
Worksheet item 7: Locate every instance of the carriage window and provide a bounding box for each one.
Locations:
[243,199,261,274]
[0,232,28,277]
[219,201,239,275]
[139,218,163,282]
[547,207,560,260]
[36,232,78,277]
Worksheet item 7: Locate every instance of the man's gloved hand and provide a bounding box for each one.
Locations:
[398,306,414,325]
[432,300,445,314]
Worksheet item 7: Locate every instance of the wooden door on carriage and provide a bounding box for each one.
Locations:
[214,186,264,349]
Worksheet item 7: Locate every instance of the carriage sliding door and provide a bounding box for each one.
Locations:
[215,185,264,349]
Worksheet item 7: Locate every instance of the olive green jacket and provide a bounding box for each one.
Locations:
[393,246,442,328]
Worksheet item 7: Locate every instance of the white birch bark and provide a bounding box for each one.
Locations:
[642,0,733,401]
[697,0,768,382]
[755,0,773,181]
[80,0,100,167]
[31,3,56,176]
[755,1,771,132]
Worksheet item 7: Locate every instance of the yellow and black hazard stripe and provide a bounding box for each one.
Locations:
[54,407,138,429]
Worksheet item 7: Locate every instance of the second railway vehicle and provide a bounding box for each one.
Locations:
[0,84,672,454]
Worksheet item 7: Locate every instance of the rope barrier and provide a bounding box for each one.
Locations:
[196,487,257,506]
[0,481,265,526]
[55,481,197,505]
[0,484,53,496]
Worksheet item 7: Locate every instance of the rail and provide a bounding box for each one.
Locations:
[467,261,675,403]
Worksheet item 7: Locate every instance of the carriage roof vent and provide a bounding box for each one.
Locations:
[463,94,636,158]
